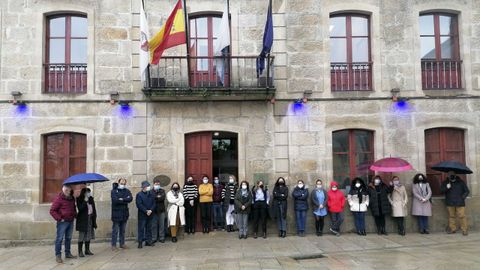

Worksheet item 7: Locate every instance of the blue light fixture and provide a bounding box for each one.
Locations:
[117,101,133,118]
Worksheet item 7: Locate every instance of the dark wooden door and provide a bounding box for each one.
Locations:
[43,132,86,202]
[425,128,465,195]
[185,132,212,231]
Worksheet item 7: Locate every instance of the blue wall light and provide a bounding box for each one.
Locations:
[391,98,411,113]
[291,98,308,116]
[117,101,134,118]
[14,102,30,117]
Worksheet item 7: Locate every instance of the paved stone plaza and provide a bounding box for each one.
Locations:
[1,231,479,270]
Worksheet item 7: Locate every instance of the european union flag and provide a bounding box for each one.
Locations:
[256,0,273,77]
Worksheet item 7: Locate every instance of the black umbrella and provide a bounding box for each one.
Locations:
[431,160,473,174]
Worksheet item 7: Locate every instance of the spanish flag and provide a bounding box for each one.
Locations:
[149,0,186,64]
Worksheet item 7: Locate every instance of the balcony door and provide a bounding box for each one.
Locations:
[189,15,229,87]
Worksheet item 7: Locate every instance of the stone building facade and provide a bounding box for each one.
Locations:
[0,0,479,240]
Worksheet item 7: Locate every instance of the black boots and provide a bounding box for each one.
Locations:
[138,241,143,249]
[84,241,94,255]
[315,220,323,236]
[278,230,286,238]
[78,242,84,257]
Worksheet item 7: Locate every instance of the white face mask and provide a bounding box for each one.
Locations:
[241,184,247,190]
[203,179,209,184]
[393,180,400,186]
[298,184,304,188]
[332,187,338,191]
[118,184,125,189]
[374,179,381,185]
[214,179,219,184]
[145,186,151,192]
[355,183,361,188]
[316,184,322,189]
[229,178,234,184]
[86,192,91,198]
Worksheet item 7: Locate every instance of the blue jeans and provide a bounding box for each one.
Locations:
[55,221,74,256]
[112,221,127,247]
[212,202,224,228]
[352,211,366,232]
[295,210,307,233]
[151,212,166,241]
[330,212,344,231]
[417,216,429,231]
[137,218,153,242]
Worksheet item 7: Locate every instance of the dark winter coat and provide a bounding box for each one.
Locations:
[111,183,133,222]
[234,189,252,214]
[153,188,166,214]
[136,190,156,220]
[76,196,97,232]
[368,184,393,216]
[272,185,288,219]
[50,192,77,222]
[440,177,470,207]
[213,184,224,203]
[292,186,309,211]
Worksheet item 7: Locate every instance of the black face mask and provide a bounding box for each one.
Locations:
[259,185,264,189]
[450,175,456,181]
[278,182,284,186]
[173,187,179,191]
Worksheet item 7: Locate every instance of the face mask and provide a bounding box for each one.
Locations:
[418,176,423,181]
[214,179,219,184]
[258,184,264,189]
[187,178,193,183]
[449,175,456,180]
[393,180,400,186]
[355,183,361,188]
[229,178,234,184]
[316,184,322,189]
[145,186,151,192]
[172,186,179,191]
[86,192,91,198]
[118,184,125,189]
[203,179,209,184]
[374,179,381,185]
[154,185,160,191]
[298,184,304,188]
[332,187,338,191]
[242,184,247,190]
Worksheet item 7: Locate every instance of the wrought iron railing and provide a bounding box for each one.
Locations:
[145,55,274,91]
[330,62,373,91]
[421,60,462,90]
[44,63,87,93]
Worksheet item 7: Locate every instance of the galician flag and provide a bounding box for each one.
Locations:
[213,0,230,86]
[149,0,186,65]
[139,0,150,81]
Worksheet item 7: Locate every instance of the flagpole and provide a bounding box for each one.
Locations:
[227,0,231,87]
[182,0,191,88]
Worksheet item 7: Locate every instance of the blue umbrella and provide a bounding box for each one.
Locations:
[431,160,473,174]
[63,173,109,185]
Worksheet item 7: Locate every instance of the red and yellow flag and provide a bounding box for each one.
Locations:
[149,0,186,64]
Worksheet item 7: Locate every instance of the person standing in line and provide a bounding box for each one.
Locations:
[212,176,225,231]
[292,180,309,237]
[440,171,470,235]
[411,173,432,234]
[76,187,97,257]
[347,178,369,236]
[311,179,328,236]
[135,181,156,248]
[50,184,77,263]
[166,182,185,243]
[235,180,252,239]
[272,177,288,238]
[152,179,166,243]
[111,178,133,251]
[368,175,393,235]
[199,175,214,233]
[183,176,199,234]
[252,180,270,239]
[388,176,408,236]
[222,175,238,232]
[327,181,345,236]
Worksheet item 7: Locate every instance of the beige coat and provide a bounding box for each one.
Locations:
[167,190,186,226]
[388,185,408,217]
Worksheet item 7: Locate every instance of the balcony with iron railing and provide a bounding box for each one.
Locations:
[44,63,87,93]
[330,62,373,91]
[143,55,275,100]
[421,60,462,90]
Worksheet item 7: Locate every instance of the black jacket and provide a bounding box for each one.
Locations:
[292,186,309,211]
[368,183,392,216]
[272,185,288,219]
[440,177,470,206]
[153,188,166,214]
[111,183,133,222]
[136,190,156,220]
[76,196,97,232]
